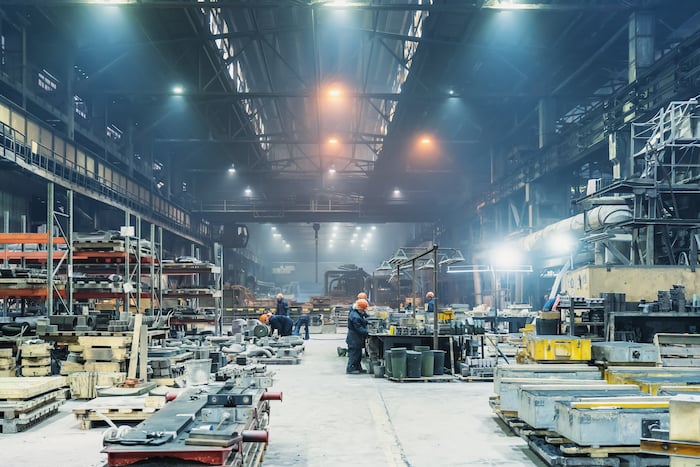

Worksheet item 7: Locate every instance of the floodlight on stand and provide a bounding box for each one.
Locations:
[388,248,409,264]
[375,260,392,272]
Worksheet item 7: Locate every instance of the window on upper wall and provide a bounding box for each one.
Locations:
[74,95,87,119]
[38,69,58,92]
[107,124,123,142]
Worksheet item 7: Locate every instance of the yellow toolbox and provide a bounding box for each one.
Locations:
[526,336,592,362]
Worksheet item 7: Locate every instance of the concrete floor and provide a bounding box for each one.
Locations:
[0,333,544,467]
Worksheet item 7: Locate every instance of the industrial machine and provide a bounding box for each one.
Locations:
[324,264,369,303]
[102,365,281,467]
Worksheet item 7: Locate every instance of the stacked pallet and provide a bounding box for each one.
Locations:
[20,343,52,376]
[79,336,131,373]
[72,394,164,430]
[0,376,68,433]
[0,348,17,377]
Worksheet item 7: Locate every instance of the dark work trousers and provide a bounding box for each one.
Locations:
[294,315,310,340]
[347,346,363,373]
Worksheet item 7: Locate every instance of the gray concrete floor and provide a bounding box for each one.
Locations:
[0,333,544,467]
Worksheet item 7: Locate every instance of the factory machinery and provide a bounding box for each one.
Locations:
[102,364,282,467]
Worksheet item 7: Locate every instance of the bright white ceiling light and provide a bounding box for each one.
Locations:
[172,85,184,94]
[244,187,252,197]
[228,164,236,174]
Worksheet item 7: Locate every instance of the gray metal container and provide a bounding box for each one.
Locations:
[518,384,642,430]
[498,378,604,412]
[555,396,670,446]
[591,342,659,364]
[494,364,601,393]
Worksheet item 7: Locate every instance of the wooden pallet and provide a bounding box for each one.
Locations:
[0,400,63,433]
[528,435,621,466]
[0,387,69,419]
[21,366,51,377]
[20,343,51,358]
[386,374,454,383]
[73,396,160,430]
[456,374,494,382]
[559,444,643,458]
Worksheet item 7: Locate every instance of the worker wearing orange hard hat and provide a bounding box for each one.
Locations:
[346,298,369,374]
[349,292,369,314]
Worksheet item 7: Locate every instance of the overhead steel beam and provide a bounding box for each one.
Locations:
[2,0,641,12]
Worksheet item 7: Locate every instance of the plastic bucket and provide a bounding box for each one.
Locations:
[184,358,212,386]
[432,350,446,376]
[390,347,407,379]
[384,350,393,377]
[414,345,430,352]
[406,350,422,378]
[421,350,434,377]
[373,365,385,378]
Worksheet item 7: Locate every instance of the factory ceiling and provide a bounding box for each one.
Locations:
[2,0,700,227]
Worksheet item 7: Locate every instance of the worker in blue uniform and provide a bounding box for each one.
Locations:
[269,313,293,337]
[346,298,369,374]
[275,293,290,316]
[293,309,311,340]
[426,291,435,313]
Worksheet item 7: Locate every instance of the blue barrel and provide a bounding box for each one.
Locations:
[432,350,446,375]
[384,349,393,377]
[390,347,407,379]
[406,350,422,378]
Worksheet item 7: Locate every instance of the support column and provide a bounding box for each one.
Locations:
[21,26,27,109]
[538,97,555,149]
[628,10,655,84]
[46,183,54,316]
[65,46,75,140]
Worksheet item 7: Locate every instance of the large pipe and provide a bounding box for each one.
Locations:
[261,391,283,401]
[521,203,632,252]
[242,430,269,443]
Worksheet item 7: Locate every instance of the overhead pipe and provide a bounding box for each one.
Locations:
[520,202,633,252]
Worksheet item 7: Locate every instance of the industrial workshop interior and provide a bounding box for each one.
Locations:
[5,1,700,466]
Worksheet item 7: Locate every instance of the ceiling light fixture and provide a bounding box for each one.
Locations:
[172,85,184,95]
[244,187,252,197]
[328,137,339,144]
[228,163,236,174]
[328,166,336,175]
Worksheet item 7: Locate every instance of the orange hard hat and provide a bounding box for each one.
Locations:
[426,291,434,298]
[357,292,367,300]
[356,299,369,309]
[260,313,271,323]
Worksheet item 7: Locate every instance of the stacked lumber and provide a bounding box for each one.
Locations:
[0,348,17,377]
[68,371,127,399]
[20,343,52,377]
[79,336,131,373]
[0,376,68,433]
